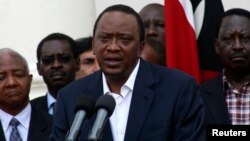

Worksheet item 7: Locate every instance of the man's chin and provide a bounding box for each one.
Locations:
[52,82,67,88]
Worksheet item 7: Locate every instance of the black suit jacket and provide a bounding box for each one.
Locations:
[199,75,231,124]
[0,121,5,141]
[0,105,52,141]
[31,95,49,114]
[49,59,206,141]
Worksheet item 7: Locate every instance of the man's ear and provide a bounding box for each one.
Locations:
[75,57,80,71]
[138,41,145,57]
[36,62,42,75]
[92,39,96,55]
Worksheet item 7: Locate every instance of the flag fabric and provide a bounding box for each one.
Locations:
[166,0,201,83]
[192,0,224,82]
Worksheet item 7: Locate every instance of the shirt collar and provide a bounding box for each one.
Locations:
[0,103,31,132]
[47,92,56,108]
[103,60,140,96]
[222,69,250,94]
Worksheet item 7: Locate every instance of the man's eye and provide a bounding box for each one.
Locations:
[242,36,250,42]
[100,36,108,40]
[83,59,94,65]
[121,37,129,41]
[59,55,72,63]
[0,75,5,81]
[41,58,54,65]
[15,72,26,78]
[156,22,165,27]
[144,23,149,28]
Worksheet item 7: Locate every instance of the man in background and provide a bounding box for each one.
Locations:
[139,3,166,66]
[31,33,78,115]
[75,36,100,80]
[0,48,52,141]
[139,3,165,46]
[199,8,250,125]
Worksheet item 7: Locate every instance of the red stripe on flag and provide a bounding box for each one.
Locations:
[166,0,201,83]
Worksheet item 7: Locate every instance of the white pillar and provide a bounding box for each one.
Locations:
[0,0,96,99]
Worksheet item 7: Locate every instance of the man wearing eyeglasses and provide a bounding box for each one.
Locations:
[31,33,78,115]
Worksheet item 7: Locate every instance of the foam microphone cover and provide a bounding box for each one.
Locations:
[95,94,116,117]
[74,95,95,118]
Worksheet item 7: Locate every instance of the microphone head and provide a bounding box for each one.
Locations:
[95,95,116,117]
[74,95,95,118]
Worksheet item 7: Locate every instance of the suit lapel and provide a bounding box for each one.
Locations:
[87,71,114,141]
[124,60,156,141]
[28,107,52,141]
[100,120,113,141]
[0,121,6,141]
[202,75,231,124]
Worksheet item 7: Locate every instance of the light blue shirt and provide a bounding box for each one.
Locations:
[47,92,56,115]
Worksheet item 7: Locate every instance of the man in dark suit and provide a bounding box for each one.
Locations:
[31,33,78,115]
[199,8,250,125]
[0,48,52,141]
[49,4,206,141]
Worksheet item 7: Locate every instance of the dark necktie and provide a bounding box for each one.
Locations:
[50,102,56,115]
[9,118,22,141]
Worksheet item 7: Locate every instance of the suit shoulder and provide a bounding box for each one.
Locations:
[199,75,222,90]
[59,71,102,99]
[30,95,46,105]
[151,64,195,82]
[30,106,53,140]
[31,106,52,121]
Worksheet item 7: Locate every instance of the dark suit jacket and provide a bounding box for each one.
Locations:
[0,121,5,141]
[31,95,49,114]
[49,60,206,141]
[0,105,52,141]
[199,75,231,124]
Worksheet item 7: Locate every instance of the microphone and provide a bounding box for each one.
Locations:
[66,96,95,141]
[88,95,116,141]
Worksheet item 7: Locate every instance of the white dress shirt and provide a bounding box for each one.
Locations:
[102,60,140,141]
[0,103,31,141]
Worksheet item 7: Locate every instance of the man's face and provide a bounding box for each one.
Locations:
[93,11,143,78]
[0,52,32,113]
[139,5,165,45]
[215,15,250,73]
[37,40,77,91]
[75,50,100,79]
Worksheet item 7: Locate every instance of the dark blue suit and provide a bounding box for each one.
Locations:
[199,75,231,124]
[49,60,206,141]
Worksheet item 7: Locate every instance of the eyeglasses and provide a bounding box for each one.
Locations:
[39,54,74,65]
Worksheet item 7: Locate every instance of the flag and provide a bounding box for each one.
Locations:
[166,0,201,83]
[192,0,224,82]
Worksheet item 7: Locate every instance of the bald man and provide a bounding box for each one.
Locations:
[0,48,52,141]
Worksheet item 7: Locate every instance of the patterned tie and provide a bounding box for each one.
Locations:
[9,118,22,141]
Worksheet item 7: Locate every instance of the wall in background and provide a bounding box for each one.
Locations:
[0,0,163,99]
